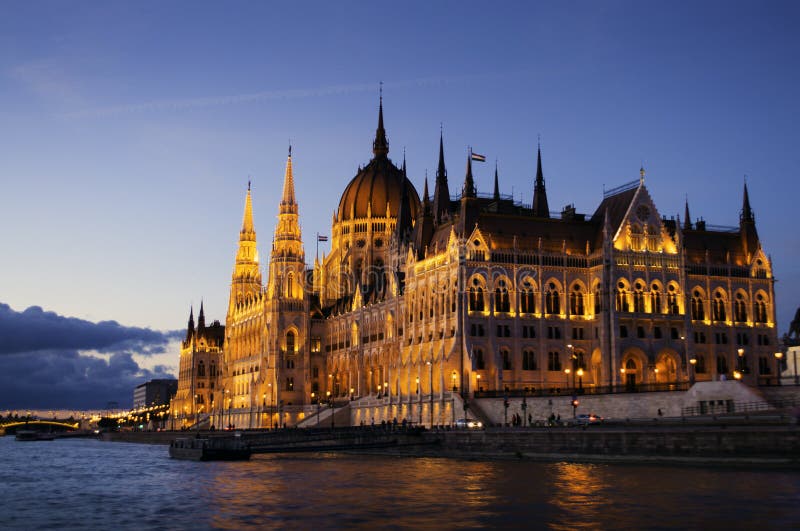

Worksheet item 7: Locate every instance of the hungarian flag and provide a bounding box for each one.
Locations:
[317,235,329,242]
[471,152,486,162]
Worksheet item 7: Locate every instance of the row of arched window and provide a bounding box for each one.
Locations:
[472,347,587,372]
[690,289,769,323]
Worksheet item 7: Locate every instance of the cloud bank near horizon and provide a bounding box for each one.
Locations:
[0,303,181,410]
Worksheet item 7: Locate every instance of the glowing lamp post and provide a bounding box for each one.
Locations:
[774,352,783,385]
[689,358,697,385]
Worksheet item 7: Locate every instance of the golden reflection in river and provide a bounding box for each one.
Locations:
[203,454,503,530]
[548,462,610,531]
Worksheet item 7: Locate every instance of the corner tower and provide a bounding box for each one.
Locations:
[229,182,262,311]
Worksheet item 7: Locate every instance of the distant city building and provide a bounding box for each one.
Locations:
[169,304,224,428]
[133,379,178,409]
[177,97,780,429]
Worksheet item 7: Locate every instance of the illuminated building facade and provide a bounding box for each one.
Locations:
[170,304,224,428]
[203,99,778,429]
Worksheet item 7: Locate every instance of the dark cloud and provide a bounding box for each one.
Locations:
[0,303,181,409]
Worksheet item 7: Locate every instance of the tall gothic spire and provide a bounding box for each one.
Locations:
[372,89,389,158]
[493,162,500,201]
[186,306,194,342]
[241,182,256,240]
[462,152,477,199]
[531,145,550,218]
[740,181,754,223]
[280,146,297,214]
[684,196,692,231]
[422,174,431,216]
[229,183,262,310]
[198,300,205,331]
[433,130,450,224]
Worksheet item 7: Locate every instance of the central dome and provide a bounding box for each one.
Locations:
[338,157,420,221]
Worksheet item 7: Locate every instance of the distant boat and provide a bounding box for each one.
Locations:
[169,436,251,461]
[16,430,56,441]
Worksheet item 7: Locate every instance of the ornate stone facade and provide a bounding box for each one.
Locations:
[199,99,779,429]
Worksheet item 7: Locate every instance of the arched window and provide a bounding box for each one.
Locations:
[633,281,646,313]
[469,278,485,312]
[667,284,679,315]
[616,282,629,312]
[594,286,602,313]
[695,355,706,374]
[501,349,512,370]
[286,273,294,298]
[520,278,536,314]
[651,283,662,314]
[495,279,510,313]
[474,348,485,370]
[522,349,537,370]
[286,330,296,352]
[734,293,748,322]
[630,224,643,251]
[712,291,727,322]
[545,282,560,315]
[754,293,768,323]
[691,290,705,321]
[716,355,728,375]
[570,284,585,316]
[197,361,205,377]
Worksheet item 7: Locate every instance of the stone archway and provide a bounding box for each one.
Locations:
[621,348,647,390]
[655,350,681,383]
[590,348,603,386]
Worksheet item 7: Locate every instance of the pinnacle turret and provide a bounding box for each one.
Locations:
[372,92,389,158]
[684,197,692,231]
[433,130,451,224]
[280,147,298,215]
[198,300,205,331]
[493,162,500,201]
[186,306,194,342]
[531,145,550,218]
[462,153,476,199]
[740,181,754,223]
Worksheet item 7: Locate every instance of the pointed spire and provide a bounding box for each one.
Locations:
[640,165,646,185]
[740,179,754,223]
[531,144,550,217]
[186,306,194,341]
[684,196,692,231]
[422,173,431,216]
[493,161,500,201]
[372,86,389,158]
[198,300,205,331]
[395,169,413,244]
[462,151,477,199]
[240,183,256,240]
[281,146,297,212]
[433,128,451,224]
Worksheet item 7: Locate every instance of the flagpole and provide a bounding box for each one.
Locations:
[316,232,319,262]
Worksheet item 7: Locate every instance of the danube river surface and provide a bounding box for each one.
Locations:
[1,436,798,530]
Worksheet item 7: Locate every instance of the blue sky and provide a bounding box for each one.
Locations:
[0,2,798,407]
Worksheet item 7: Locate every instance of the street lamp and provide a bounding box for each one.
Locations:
[268,383,273,430]
[327,391,334,430]
[774,352,784,386]
[689,357,697,385]
[416,376,421,425]
[451,371,458,393]
[737,348,745,375]
[377,384,382,399]
[576,368,584,392]
[564,368,571,391]
[427,360,433,428]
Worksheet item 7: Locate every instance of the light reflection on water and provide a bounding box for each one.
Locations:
[0,437,798,530]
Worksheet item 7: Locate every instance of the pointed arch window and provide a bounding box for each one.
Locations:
[667,285,679,315]
[474,348,485,370]
[651,283,663,314]
[570,285,585,316]
[501,349,512,370]
[520,279,535,314]
[754,293,768,323]
[734,293,748,322]
[594,286,602,313]
[691,290,705,321]
[522,349,537,370]
[712,291,727,322]
[469,278,485,312]
[716,355,728,375]
[495,279,510,313]
[545,282,560,315]
[633,281,646,313]
[616,282,629,312]
[286,273,294,298]
[286,330,296,353]
[197,361,205,377]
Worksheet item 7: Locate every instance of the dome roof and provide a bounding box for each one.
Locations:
[338,157,421,221]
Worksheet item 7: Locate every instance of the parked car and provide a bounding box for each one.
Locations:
[455,418,484,429]
[574,414,604,425]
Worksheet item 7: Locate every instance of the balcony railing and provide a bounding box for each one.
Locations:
[473,381,689,399]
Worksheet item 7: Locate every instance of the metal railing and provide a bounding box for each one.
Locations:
[681,397,799,417]
[474,381,689,399]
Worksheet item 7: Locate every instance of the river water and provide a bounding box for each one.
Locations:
[1,436,798,530]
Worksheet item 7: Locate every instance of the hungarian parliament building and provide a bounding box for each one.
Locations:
[170,99,779,429]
